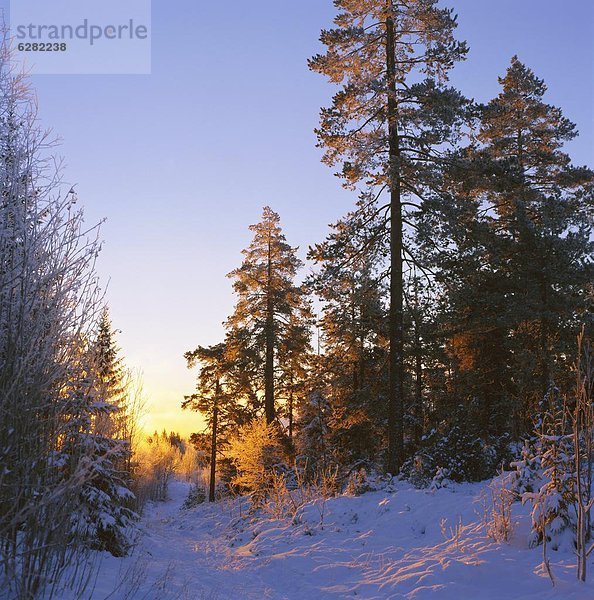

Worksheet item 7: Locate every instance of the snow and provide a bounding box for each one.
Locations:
[66,479,594,599]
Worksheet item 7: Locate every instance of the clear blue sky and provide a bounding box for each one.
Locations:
[6,1,593,435]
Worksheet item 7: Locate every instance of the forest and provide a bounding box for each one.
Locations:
[0,1,593,599]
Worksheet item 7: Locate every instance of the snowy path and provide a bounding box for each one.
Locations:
[88,480,277,599]
[83,480,594,600]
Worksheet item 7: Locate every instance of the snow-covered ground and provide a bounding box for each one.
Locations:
[76,479,593,599]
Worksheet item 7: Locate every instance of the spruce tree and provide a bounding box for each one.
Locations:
[94,309,126,402]
[92,307,127,438]
[226,207,312,425]
[310,0,468,472]
[73,309,137,557]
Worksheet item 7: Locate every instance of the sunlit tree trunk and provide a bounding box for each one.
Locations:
[209,380,220,502]
[265,234,276,424]
[288,373,294,439]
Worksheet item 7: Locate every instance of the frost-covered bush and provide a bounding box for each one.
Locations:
[0,46,129,597]
[523,408,576,551]
[226,419,286,506]
[183,483,207,509]
[405,421,507,486]
[262,464,341,523]
[429,467,452,491]
[68,429,137,558]
[509,441,541,498]
[177,444,203,483]
[485,474,515,543]
[263,472,295,519]
[345,468,371,496]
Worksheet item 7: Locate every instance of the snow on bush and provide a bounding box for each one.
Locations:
[522,407,576,552]
[509,441,542,498]
[183,483,207,509]
[405,418,507,487]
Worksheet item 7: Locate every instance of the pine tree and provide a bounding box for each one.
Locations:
[422,207,513,436]
[403,271,437,445]
[183,342,245,502]
[416,58,593,437]
[277,312,312,440]
[477,57,593,407]
[226,207,313,425]
[310,0,469,472]
[308,206,387,465]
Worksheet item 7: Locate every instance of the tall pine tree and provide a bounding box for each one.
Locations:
[226,207,312,427]
[310,0,468,472]
[308,207,387,464]
[183,342,245,502]
[478,57,593,407]
[417,57,594,436]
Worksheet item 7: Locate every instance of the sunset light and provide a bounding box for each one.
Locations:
[0,1,592,598]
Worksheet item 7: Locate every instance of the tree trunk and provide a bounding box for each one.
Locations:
[386,14,404,474]
[352,297,359,394]
[359,332,365,390]
[209,381,219,503]
[414,322,423,444]
[265,235,276,424]
[288,373,294,439]
[539,272,551,400]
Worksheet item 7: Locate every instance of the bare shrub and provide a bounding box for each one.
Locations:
[262,464,340,528]
[0,41,107,598]
[440,515,463,550]
[486,474,515,543]
[263,472,295,520]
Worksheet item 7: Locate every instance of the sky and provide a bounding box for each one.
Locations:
[4,1,593,437]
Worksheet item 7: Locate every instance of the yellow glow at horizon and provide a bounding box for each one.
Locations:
[139,380,206,439]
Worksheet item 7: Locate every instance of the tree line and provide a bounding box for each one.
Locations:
[184,0,593,502]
